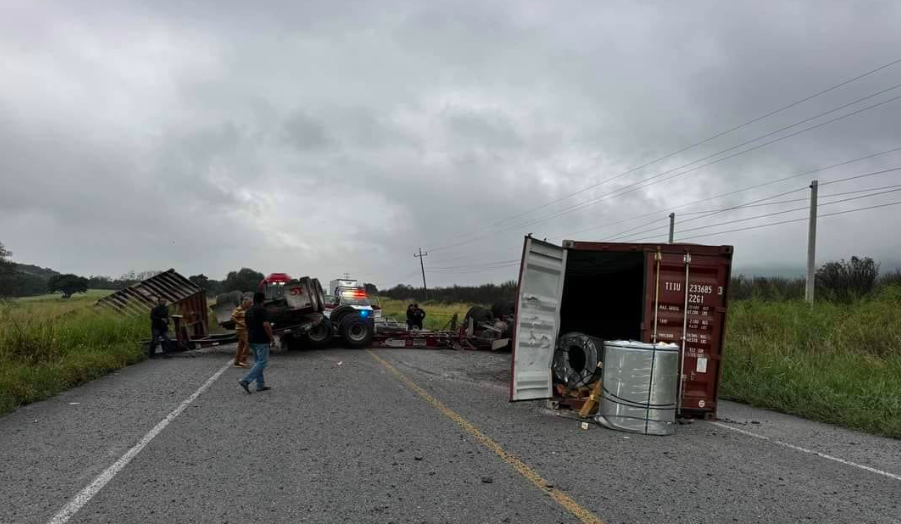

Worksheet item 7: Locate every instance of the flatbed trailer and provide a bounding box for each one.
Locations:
[370,329,510,351]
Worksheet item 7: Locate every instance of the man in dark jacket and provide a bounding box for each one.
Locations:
[411,303,426,330]
[406,304,416,330]
[416,304,427,329]
[149,297,172,358]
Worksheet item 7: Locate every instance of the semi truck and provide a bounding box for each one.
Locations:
[212,274,374,349]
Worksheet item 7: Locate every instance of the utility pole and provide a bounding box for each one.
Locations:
[806,180,818,303]
[668,213,675,244]
[414,248,429,299]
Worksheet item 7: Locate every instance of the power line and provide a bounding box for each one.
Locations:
[426,89,901,253]
[407,154,901,278]
[560,144,901,238]
[606,185,809,241]
[677,199,901,242]
[488,87,901,237]
[626,187,901,243]
[427,258,520,271]
[613,166,901,241]
[421,56,901,251]
[682,183,901,214]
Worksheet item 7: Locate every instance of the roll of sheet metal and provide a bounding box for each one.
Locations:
[552,332,604,388]
[596,340,680,436]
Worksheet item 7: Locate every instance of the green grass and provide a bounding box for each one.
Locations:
[722,286,901,438]
[0,292,146,415]
[377,298,473,330]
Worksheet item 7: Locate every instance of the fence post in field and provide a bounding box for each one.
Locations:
[806,180,818,303]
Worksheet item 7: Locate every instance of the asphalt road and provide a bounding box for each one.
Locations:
[1,346,899,524]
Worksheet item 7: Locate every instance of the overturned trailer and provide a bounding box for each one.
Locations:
[509,236,733,421]
[95,269,231,349]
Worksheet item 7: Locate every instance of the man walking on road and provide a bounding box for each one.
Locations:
[148,297,172,359]
[239,292,274,394]
[231,296,252,368]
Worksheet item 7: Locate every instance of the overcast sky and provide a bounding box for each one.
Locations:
[2,0,901,288]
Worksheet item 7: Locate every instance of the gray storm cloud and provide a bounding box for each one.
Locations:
[2,0,900,287]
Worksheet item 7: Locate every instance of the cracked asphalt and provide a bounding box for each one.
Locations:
[1,347,898,524]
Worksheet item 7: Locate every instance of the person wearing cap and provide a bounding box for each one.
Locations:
[231,296,253,368]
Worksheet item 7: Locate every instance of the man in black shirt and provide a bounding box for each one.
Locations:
[239,292,274,394]
[412,303,426,330]
[148,297,172,358]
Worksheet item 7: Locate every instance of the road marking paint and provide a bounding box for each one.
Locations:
[47,361,232,524]
[710,421,901,481]
[367,350,605,524]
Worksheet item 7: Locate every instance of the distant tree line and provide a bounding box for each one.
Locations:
[378,280,518,305]
[0,242,48,297]
[4,237,898,305]
[730,256,900,302]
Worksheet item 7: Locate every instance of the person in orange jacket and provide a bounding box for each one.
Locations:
[231,296,253,367]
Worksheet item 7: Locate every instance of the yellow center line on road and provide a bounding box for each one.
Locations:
[366,350,606,524]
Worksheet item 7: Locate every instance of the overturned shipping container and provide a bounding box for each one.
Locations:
[509,237,733,419]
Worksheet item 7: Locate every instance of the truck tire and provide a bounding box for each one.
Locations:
[464,306,494,326]
[340,315,374,349]
[311,278,325,313]
[329,305,358,328]
[304,318,333,349]
[491,300,515,319]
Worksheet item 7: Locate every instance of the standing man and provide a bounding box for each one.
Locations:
[231,296,253,368]
[149,297,172,359]
[239,292,274,394]
[414,304,427,330]
[406,303,416,330]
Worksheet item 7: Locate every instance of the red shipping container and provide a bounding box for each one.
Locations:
[509,237,733,419]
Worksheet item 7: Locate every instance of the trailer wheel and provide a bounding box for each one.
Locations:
[340,315,373,349]
[304,319,333,349]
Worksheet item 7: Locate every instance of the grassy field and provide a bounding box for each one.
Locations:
[0,290,146,415]
[722,287,901,438]
[377,298,473,330]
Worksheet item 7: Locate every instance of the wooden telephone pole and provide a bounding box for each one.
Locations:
[414,248,429,299]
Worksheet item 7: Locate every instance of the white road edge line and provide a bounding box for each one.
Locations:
[47,361,233,524]
[709,421,901,481]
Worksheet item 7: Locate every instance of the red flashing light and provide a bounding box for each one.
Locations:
[259,272,293,289]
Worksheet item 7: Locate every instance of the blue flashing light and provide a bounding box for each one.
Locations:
[360,310,370,317]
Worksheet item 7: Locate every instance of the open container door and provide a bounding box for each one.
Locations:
[509,237,567,401]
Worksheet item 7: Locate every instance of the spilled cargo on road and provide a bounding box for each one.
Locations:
[509,236,733,428]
